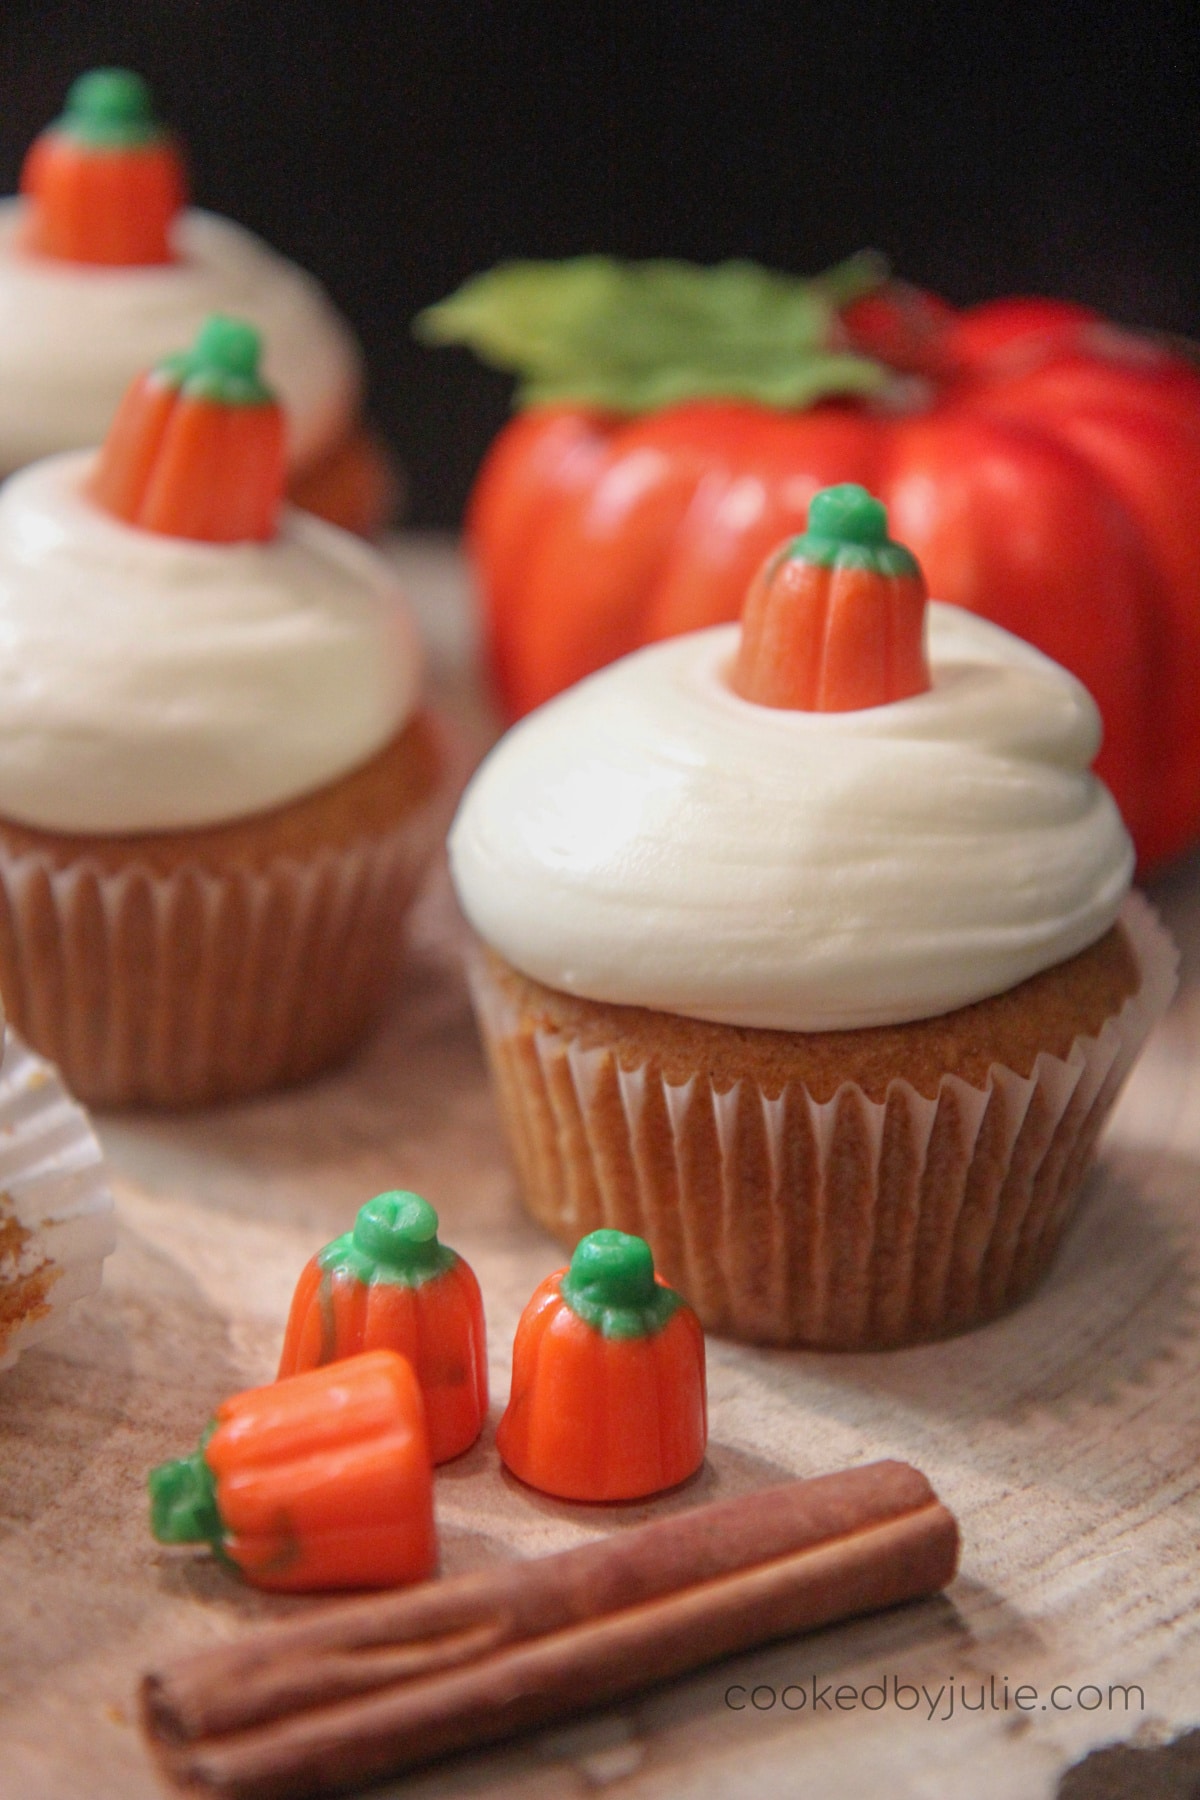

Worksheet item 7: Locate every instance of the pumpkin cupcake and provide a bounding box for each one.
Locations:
[0,67,395,535]
[449,485,1176,1348]
[0,316,450,1107]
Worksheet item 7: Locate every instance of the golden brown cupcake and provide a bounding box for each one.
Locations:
[449,485,1176,1348]
[0,317,449,1107]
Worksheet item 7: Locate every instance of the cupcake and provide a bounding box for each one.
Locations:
[0,316,450,1108]
[449,484,1176,1349]
[0,68,395,535]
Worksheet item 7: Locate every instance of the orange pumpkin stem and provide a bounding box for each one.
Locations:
[89,315,286,542]
[147,1349,437,1592]
[277,1191,488,1465]
[732,483,931,711]
[20,69,185,266]
[497,1230,707,1503]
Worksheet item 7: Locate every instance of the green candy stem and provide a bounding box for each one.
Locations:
[319,1190,457,1288]
[148,1425,224,1554]
[155,315,275,408]
[60,68,164,150]
[559,1229,681,1339]
[790,481,921,577]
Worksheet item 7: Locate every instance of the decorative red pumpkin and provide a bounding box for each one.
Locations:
[419,255,1200,870]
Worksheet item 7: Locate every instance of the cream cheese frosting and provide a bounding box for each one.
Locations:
[0,202,362,475]
[449,606,1135,1031]
[0,452,421,833]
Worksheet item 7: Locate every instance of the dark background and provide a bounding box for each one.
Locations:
[1,1,1197,526]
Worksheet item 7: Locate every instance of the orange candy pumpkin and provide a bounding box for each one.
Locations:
[21,68,185,266]
[148,1350,436,1592]
[497,1230,707,1502]
[89,314,286,543]
[278,1192,488,1465]
[733,483,930,711]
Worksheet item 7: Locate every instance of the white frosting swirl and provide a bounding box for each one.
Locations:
[0,453,421,833]
[0,201,362,474]
[450,607,1134,1030]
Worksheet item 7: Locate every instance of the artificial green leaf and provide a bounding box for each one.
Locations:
[414,251,891,412]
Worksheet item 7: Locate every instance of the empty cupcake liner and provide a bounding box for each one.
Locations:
[0,788,449,1110]
[469,893,1177,1349]
[0,1025,115,1372]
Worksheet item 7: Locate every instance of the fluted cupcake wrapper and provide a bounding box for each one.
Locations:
[469,894,1177,1349]
[0,803,448,1110]
[0,1026,115,1370]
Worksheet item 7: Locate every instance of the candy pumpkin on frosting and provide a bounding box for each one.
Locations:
[733,483,929,711]
[21,68,185,266]
[90,314,286,542]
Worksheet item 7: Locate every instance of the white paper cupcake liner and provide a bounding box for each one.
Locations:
[0,782,449,1110]
[0,1026,115,1372]
[469,894,1177,1349]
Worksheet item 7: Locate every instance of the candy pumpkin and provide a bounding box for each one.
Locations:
[277,1191,488,1465]
[21,67,185,266]
[148,1350,436,1592]
[90,314,286,542]
[733,482,930,711]
[419,255,1200,870]
[497,1230,706,1503]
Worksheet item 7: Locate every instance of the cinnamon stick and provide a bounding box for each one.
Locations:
[142,1460,958,1799]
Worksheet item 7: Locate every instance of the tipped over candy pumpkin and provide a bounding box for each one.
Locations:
[278,1191,488,1465]
[148,1350,437,1592]
[732,483,931,712]
[21,68,186,266]
[497,1230,707,1502]
[89,314,286,542]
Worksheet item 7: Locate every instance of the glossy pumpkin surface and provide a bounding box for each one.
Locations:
[497,1231,707,1503]
[277,1191,488,1465]
[149,1350,437,1592]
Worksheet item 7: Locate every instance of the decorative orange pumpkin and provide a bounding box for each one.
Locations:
[419,255,1200,871]
[277,1191,488,1465]
[497,1230,706,1503]
[89,314,286,542]
[148,1350,436,1592]
[21,67,185,266]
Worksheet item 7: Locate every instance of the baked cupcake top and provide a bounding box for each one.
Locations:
[0,319,420,835]
[0,70,361,475]
[449,487,1134,1031]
